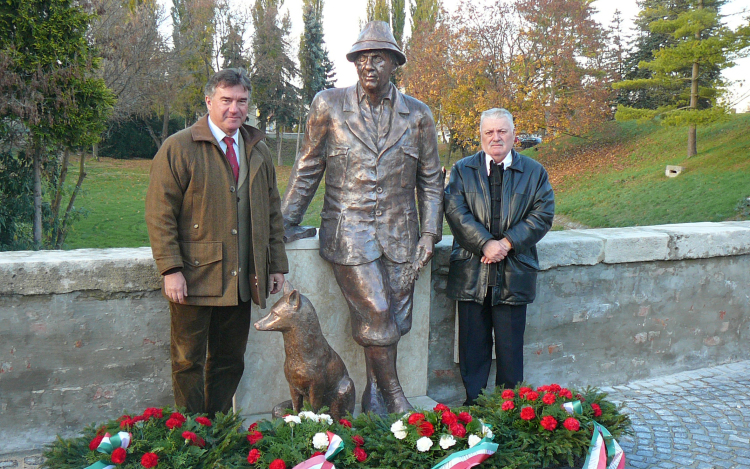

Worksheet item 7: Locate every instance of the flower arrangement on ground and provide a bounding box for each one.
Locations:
[41,384,630,469]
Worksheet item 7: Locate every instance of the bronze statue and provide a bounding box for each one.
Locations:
[281,21,443,416]
[254,282,356,421]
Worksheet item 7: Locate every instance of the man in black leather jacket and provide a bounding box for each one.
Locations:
[444,108,554,405]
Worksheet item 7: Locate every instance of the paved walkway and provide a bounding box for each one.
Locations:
[601,360,750,469]
[2,361,749,468]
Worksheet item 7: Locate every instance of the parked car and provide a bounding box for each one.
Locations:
[517,135,542,149]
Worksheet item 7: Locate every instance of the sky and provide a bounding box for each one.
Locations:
[277,0,750,112]
[158,0,749,111]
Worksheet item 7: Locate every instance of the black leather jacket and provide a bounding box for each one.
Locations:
[444,150,554,305]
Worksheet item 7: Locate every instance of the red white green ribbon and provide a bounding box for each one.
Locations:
[563,401,625,469]
[83,432,132,469]
[430,437,498,469]
[292,431,344,469]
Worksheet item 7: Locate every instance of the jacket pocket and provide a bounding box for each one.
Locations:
[400,145,419,188]
[325,146,349,189]
[180,241,223,297]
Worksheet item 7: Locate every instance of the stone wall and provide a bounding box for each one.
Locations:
[1,221,748,453]
[428,222,750,403]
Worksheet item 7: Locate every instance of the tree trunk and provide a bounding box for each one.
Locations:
[50,148,71,243]
[688,0,702,158]
[161,102,170,147]
[93,142,99,162]
[55,149,87,249]
[295,103,304,157]
[32,141,43,247]
[276,125,283,166]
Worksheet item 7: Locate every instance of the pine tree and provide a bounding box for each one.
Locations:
[298,0,335,105]
[409,0,441,29]
[613,0,750,157]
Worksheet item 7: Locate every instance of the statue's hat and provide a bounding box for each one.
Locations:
[346,21,406,66]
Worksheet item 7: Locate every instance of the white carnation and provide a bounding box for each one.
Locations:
[439,435,457,449]
[284,415,301,426]
[390,420,406,433]
[298,411,319,422]
[318,413,333,425]
[468,434,482,448]
[481,424,493,440]
[312,432,329,450]
[416,436,433,452]
[394,430,407,440]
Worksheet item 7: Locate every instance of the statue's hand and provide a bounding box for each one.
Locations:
[415,234,436,270]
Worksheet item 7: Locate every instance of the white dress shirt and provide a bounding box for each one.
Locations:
[485,151,513,177]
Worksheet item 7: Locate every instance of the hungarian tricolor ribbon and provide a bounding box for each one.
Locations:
[83,432,132,469]
[292,431,344,469]
[563,401,625,469]
[430,437,498,469]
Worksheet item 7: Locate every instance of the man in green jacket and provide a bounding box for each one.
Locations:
[145,68,288,416]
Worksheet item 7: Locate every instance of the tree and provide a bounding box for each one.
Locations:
[0,0,115,248]
[409,0,441,29]
[613,0,750,157]
[299,0,335,104]
[251,0,299,163]
[216,1,251,70]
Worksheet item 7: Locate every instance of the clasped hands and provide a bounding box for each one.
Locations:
[481,238,512,264]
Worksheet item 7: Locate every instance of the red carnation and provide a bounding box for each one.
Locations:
[591,403,602,417]
[247,449,261,464]
[89,435,104,451]
[354,446,367,462]
[542,392,557,405]
[111,447,127,464]
[518,386,532,398]
[559,388,573,399]
[248,422,258,431]
[143,407,163,419]
[131,415,147,424]
[141,452,158,468]
[520,406,536,421]
[169,412,187,423]
[407,413,426,425]
[525,391,539,401]
[501,389,515,400]
[182,431,205,447]
[434,403,450,412]
[247,430,263,444]
[536,385,549,393]
[419,421,435,437]
[576,393,586,402]
[549,384,562,393]
[441,411,458,425]
[339,418,352,428]
[120,418,134,429]
[540,415,557,431]
[269,459,286,469]
[195,416,212,427]
[449,423,466,438]
[165,418,183,430]
[457,412,472,424]
[563,417,580,431]
[501,400,515,411]
[352,435,365,447]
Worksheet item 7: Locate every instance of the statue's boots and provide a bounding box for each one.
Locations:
[361,347,388,416]
[365,344,413,416]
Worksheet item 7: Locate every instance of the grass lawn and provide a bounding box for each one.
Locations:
[60,115,749,250]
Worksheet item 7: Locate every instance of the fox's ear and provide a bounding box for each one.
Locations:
[283,280,294,295]
[289,289,300,310]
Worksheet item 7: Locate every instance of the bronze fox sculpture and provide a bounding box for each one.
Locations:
[254,283,355,420]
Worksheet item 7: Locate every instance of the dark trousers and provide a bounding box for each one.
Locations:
[457,294,527,405]
[169,301,252,416]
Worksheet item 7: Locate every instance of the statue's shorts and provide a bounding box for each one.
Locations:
[331,257,416,347]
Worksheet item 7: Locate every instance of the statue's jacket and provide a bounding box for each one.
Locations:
[283,85,444,266]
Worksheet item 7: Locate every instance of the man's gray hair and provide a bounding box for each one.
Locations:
[480,108,514,131]
[204,68,252,97]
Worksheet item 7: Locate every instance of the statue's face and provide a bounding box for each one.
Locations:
[355,50,396,94]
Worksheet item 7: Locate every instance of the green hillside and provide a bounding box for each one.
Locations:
[60,115,749,249]
[526,113,750,228]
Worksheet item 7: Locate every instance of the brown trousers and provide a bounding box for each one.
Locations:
[169,300,252,416]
